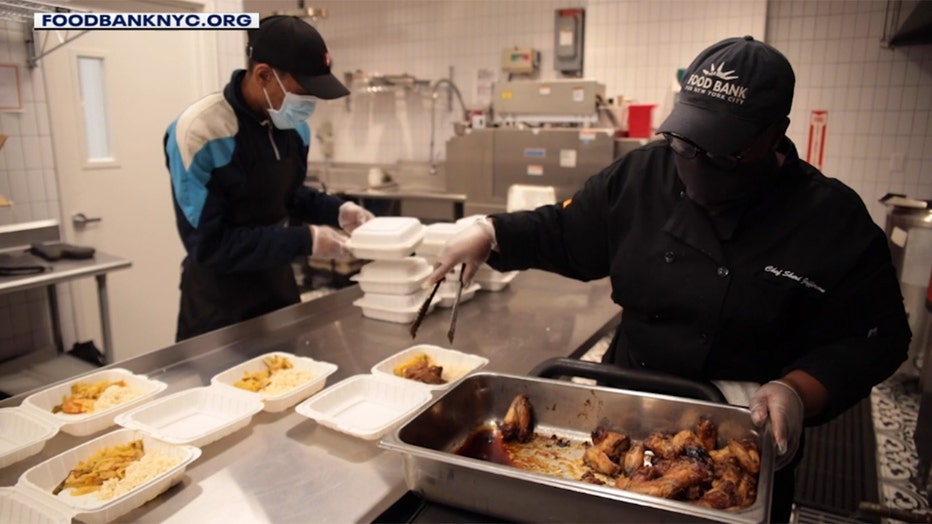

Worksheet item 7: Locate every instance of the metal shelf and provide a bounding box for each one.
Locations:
[0,0,90,68]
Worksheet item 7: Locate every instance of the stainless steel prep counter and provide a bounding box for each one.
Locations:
[0,251,131,363]
[0,270,619,523]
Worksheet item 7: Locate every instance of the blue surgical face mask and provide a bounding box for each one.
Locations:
[263,69,317,129]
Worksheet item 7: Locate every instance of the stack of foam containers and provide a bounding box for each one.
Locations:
[346,217,433,323]
[450,216,520,292]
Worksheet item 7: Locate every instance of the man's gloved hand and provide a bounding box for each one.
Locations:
[428,219,496,286]
[309,225,350,260]
[338,202,374,233]
[749,380,805,470]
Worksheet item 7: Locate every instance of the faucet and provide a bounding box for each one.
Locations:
[429,78,467,176]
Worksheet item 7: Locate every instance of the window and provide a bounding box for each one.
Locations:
[76,55,113,163]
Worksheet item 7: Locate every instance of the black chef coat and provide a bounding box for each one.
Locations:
[488,138,910,423]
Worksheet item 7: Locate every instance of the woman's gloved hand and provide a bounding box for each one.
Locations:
[428,219,496,286]
[309,225,350,259]
[749,380,804,470]
[338,202,375,233]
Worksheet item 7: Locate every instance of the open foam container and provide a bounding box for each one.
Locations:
[19,368,168,438]
[114,386,263,448]
[2,428,200,524]
[370,344,489,391]
[295,375,433,441]
[0,407,59,470]
[210,351,338,413]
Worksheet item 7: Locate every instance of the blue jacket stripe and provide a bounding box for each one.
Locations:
[166,121,235,228]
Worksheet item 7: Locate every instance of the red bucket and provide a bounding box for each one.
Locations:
[627,104,656,138]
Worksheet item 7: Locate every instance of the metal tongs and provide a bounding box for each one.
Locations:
[409,263,466,343]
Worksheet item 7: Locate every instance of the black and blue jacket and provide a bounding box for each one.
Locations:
[164,69,343,273]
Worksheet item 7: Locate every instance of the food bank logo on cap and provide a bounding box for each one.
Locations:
[683,61,748,106]
[703,63,738,81]
[656,36,795,156]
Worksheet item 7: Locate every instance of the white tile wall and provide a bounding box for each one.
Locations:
[0,20,74,362]
[769,0,932,226]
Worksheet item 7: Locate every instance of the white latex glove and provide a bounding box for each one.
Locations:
[338,202,374,233]
[428,219,496,286]
[309,225,350,260]
[749,380,804,470]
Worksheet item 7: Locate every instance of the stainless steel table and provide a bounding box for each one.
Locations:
[0,270,620,523]
[0,252,131,363]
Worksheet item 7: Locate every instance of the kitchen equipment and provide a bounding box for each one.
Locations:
[380,371,773,523]
[409,279,442,337]
[446,263,466,342]
[880,193,932,374]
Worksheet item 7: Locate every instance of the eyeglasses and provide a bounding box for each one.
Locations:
[662,132,745,170]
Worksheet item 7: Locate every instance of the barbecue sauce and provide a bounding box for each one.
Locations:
[454,429,515,466]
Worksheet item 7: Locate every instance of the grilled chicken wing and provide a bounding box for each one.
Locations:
[590,428,630,462]
[710,438,761,475]
[695,417,718,451]
[643,429,705,460]
[622,442,645,476]
[617,458,712,499]
[584,446,621,476]
[501,394,534,443]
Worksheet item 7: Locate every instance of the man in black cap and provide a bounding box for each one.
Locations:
[430,36,910,521]
[164,16,373,341]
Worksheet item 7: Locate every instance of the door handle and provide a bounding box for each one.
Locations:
[72,212,102,226]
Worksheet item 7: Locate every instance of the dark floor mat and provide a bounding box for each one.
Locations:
[795,396,880,522]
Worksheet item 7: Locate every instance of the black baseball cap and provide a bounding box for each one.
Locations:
[657,36,795,156]
[247,16,349,100]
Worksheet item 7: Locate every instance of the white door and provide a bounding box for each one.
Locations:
[44,2,222,360]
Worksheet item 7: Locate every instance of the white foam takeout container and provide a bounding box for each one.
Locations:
[370,344,490,391]
[346,217,424,260]
[359,289,433,310]
[114,386,263,448]
[353,293,439,324]
[3,428,200,524]
[210,352,338,413]
[435,282,481,308]
[21,369,168,437]
[350,257,432,294]
[415,222,472,258]
[474,267,519,292]
[295,374,433,441]
[0,407,60,469]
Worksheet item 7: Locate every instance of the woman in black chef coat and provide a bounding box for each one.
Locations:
[430,36,911,522]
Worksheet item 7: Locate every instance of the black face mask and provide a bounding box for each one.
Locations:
[674,152,780,212]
